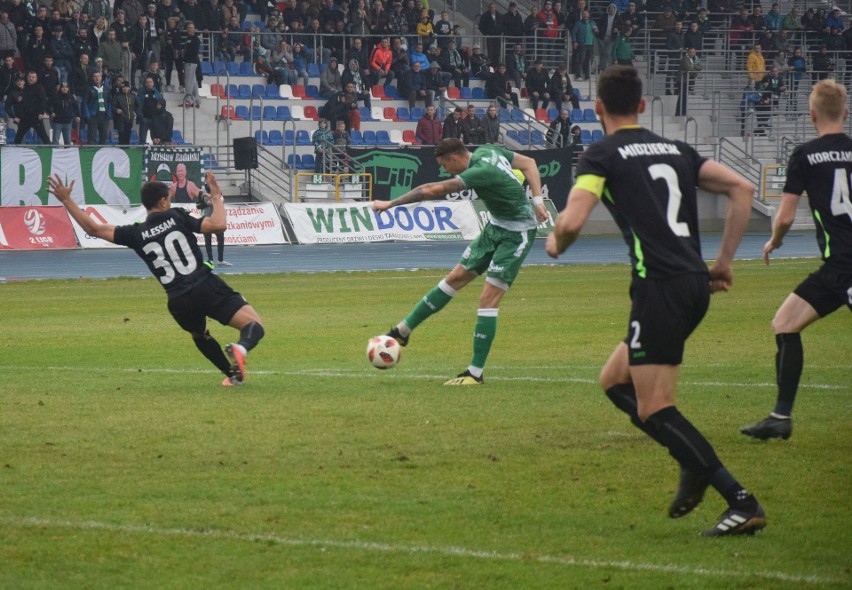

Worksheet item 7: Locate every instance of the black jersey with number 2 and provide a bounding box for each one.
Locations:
[113,208,211,297]
[575,127,708,279]
[783,133,852,271]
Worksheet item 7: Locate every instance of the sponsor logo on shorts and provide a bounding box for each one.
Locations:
[487,262,505,273]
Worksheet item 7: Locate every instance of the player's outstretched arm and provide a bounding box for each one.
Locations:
[697,160,754,292]
[762,192,799,265]
[199,171,227,233]
[545,188,598,258]
[47,174,117,243]
[371,177,465,212]
[511,152,548,222]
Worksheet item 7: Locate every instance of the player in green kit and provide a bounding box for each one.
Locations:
[371,137,548,384]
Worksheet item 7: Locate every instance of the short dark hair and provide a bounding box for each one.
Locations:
[434,137,467,158]
[597,65,642,116]
[141,181,170,210]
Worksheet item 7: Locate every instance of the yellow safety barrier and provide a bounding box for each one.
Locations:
[294,173,373,203]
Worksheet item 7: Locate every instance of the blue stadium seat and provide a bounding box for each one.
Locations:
[240,61,254,76]
[250,106,261,120]
[359,106,372,120]
[591,129,604,143]
[300,154,315,170]
[572,88,583,101]
[571,108,583,122]
[268,130,283,145]
[362,130,377,144]
[376,130,393,145]
[530,130,545,145]
[129,129,139,143]
[266,84,280,98]
[580,129,592,144]
[349,129,364,144]
[295,129,311,145]
[201,61,214,75]
[276,105,292,120]
[499,108,511,122]
[262,105,277,120]
[254,130,269,144]
[234,105,249,119]
[384,85,399,99]
[226,84,239,98]
[510,108,525,122]
[475,107,485,117]
[252,84,267,98]
[213,61,226,74]
[171,130,186,145]
[410,106,424,120]
[283,129,295,144]
[306,84,319,98]
[583,108,597,122]
[226,62,240,76]
[460,87,472,99]
[547,107,559,121]
[396,107,410,121]
[471,87,485,99]
[287,153,301,168]
[506,130,519,142]
[517,130,530,145]
[238,84,251,98]
[307,63,321,78]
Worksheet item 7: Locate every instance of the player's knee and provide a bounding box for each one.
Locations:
[191,329,211,341]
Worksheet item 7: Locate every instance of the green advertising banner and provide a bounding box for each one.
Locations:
[0,146,145,206]
[347,146,576,210]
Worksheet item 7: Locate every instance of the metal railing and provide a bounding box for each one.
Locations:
[719,137,763,201]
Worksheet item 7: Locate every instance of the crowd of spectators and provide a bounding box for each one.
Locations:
[2,0,849,147]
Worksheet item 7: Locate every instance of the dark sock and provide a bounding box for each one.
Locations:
[217,232,225,262]
[646,406,724,479]
[204,233,213,261]
[773,332,803,417]
[604,384,665,446]
[193,330,232,375]
[239,322,265,352]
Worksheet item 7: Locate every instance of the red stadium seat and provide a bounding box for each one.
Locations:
[402,129,419,144]
[303,105,319,120]
[372,84,386,99]
[535,108,549,122]
[292,85,307,98]
[446,86,460,100]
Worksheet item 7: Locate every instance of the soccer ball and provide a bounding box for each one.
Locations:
[366,335,401,370]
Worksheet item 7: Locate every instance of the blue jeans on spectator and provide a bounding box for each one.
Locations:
[275,67,297,85]
[52,122,72,145]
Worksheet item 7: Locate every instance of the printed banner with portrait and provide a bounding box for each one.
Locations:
[145,147,205,204]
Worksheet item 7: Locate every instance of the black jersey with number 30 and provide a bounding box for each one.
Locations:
[113,208,211,297]
[575,127,708,279]
[783,133,852,271]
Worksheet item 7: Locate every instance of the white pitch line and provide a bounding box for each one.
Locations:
[0,516,841,586]
[0,365,846,391]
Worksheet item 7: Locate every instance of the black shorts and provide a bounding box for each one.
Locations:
[793,264,852,318]
[625,273,710,366]
[166,274,248,334]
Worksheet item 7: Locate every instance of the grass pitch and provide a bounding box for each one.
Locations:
[0,259,849,589]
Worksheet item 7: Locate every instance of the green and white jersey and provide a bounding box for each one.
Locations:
[457,144,537,231]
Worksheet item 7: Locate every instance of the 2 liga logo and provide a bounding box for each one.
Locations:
[24,209,46,236]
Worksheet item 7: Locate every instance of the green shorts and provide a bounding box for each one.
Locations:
[459,223,537,288]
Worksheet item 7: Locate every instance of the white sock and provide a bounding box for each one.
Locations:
[396,322,411,337]
[466,365,483,378]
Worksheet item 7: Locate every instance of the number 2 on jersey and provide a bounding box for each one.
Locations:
[649,163,691,237]
[142,231,198,284]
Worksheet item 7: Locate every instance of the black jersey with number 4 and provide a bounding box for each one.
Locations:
[783,133,852,271]
[575,127,708,279]
[113,208,211,297]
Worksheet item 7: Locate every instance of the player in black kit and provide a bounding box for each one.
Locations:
[48,171,264,387]
[741,79,852,441]
[545,66,766,537]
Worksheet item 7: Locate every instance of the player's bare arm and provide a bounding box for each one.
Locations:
[511,152,548,222]
[762,192,799,264]
[47,174,117,243]
[199,171,227,233]
[545,188,599,258]
[370,177,466,212]
[697,159,754,291]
